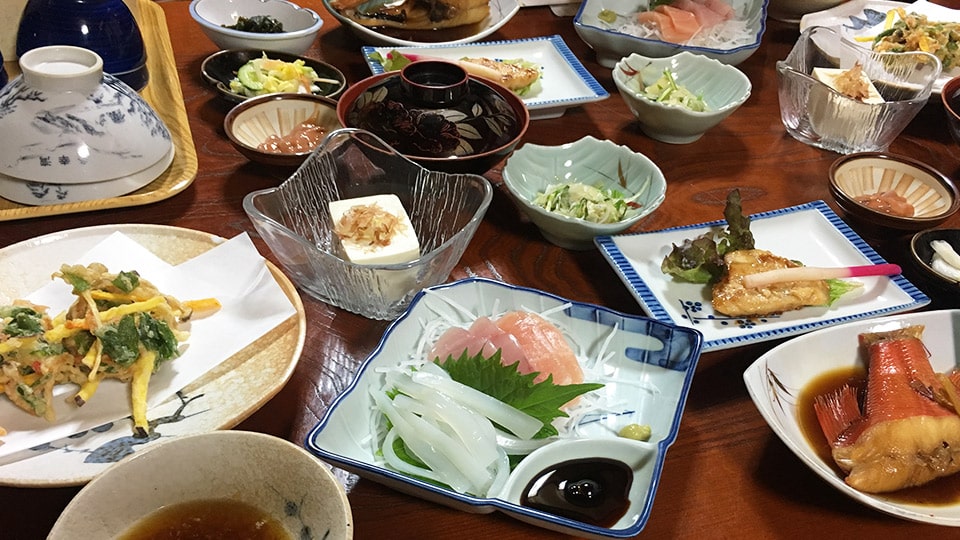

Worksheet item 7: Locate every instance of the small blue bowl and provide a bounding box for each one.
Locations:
[16,0,148,90]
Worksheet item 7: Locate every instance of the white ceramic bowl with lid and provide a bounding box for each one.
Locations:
[0,46,173,186]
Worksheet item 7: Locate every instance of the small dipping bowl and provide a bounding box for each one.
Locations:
[910,228,960,292]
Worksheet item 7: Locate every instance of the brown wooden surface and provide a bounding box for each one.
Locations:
[3,1,960,538]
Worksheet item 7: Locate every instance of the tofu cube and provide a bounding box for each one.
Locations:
[329,194,420,265]
[811,67,885,104]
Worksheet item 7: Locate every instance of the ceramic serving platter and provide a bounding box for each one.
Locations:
[744,309,960,526]
[363,35,609,120]
[800,0,960,93]
[594,200,930,352]
[324,0,520,47]
[306,277,703,539]
[0,224,305,487]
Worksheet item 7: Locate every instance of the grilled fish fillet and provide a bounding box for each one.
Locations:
[459,58,540,91]
[711,249,830,317]
[332,0,490,30]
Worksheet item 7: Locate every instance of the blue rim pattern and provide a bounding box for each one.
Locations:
[594,200,930,352]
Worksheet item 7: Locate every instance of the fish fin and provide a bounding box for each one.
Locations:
[814,384,861,444]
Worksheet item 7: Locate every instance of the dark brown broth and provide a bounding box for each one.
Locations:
[118,498,291,540]
[798,366,960,505]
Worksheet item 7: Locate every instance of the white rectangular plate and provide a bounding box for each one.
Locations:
[595,200,930,352]
[362,35,609,120]
[799,0,960,93]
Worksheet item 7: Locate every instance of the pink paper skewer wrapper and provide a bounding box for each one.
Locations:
[741,263,902,289]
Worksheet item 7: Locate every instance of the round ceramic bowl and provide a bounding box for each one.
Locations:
[572,0,770,68]
[337,61,529,175]
[0,146,174,206]
[0,46,172,186]
[224,93,343,167]
[829,152,960,231]
[201,48,347,104]
[613,51,752,144]
[766,0,844,24]
[243,128,493,320]
[189,0,323,55]
[48,431,354,539]
[320,0,520,47]
[16,0,148,90]
[910,228,960,292]
[778,26,941,155]
[501,136,667,250]
[942,74,960,147]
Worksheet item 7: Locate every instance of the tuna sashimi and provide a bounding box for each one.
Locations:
[813,326,960,493]
[428,311,584,386]
[636,5,702,43]
[672,0,727,27]
[696,0,735,20]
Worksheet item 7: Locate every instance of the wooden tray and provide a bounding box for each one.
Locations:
[0,0,198,221]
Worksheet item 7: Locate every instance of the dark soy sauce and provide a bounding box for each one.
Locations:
[520,458,633,527]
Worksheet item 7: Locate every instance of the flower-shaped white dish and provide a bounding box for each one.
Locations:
[0,146,174,206]
[0,46,172,186]
[613,51,752,143]
[322,0,520,47]
[594,200,930,352]
[49,431,354,538]
[800,0,960,94]
[363,35,609,120]
[573,0,770,68]
[501,136,667,250]
[189,0,323,55]
[305,277,703,539]
[743,309,960,526]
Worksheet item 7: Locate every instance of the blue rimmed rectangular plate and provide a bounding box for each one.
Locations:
[306,277,702,539]
[595,200,930,352]
[362,35,609,120]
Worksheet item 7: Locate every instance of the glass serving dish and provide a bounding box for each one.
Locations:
[777,26,942,154]
[243,128,493,320]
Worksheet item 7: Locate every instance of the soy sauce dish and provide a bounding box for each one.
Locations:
[305,277,703,538]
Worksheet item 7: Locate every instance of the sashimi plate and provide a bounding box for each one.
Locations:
[744,309,960,526]
[594,200,930,352]
[800,0,960,93]
[363,35,610,120]
[306,277,703,539]
[0,224,305,487]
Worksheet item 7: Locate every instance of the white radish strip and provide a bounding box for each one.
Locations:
[381,428,448,485]
[392,391,499,467]
[409,367,543,439]
[392,404,493,493]
[741,263,901,288]
[932,255,960,281]
[372,390,475,494]
[931,240,960,269]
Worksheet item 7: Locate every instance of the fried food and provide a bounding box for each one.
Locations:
[711,249,830,317]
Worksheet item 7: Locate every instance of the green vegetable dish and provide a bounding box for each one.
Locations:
[629,69,709,112]
[222,15,284,33]
[228,54,337,98]
[534,182,643,224]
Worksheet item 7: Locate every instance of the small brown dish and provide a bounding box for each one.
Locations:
[942,75,960,147]
[201,49,346,104]
[829,152,960,231]
[910,228,960,291]
[336,61,529,175]
[224,93,342,167]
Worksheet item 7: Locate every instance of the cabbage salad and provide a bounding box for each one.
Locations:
[534,182,645,224]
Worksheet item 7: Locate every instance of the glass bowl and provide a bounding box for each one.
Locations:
[242,128,493,320]
[777,26,942,154]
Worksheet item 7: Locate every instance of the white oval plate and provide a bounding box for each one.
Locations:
[0,224,305,487]
[744,309,960,526]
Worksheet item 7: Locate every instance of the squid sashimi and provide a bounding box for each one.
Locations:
[428,311,584,386]
[814,326,960,493]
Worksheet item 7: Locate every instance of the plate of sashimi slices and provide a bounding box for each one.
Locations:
[305,277,704,539]
[744,309,960,526]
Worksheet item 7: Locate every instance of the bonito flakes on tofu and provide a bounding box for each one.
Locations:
[0,263,220,440]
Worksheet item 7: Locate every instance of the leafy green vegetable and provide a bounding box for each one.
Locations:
[112,270,140,293]
[827,279,863,306]
[0,306,44,337]
[138,313,180,364]
[222,15,284,33]
[641,69,708,112]
[661,189,755,284]
[438,350,603,439]
[60,271,91,293]
[96,314,141,366]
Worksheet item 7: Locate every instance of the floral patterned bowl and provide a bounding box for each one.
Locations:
[336,61,529,174]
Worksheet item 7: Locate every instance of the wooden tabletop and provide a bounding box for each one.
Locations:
[3,1,960,538]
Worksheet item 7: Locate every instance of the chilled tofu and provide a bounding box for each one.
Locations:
[811,67,885,104]
[329,194,420,265]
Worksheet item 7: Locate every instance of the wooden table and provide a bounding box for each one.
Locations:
[3,1,960,538]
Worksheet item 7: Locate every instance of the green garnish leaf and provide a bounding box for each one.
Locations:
[60,271,91,293]
[96,314,141,366]
[826,279,863,306]
[0,306,44,337]
[137,312,180,363]
[438,350,603,439]
[112,270,140,293]
[661,189,755,284]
